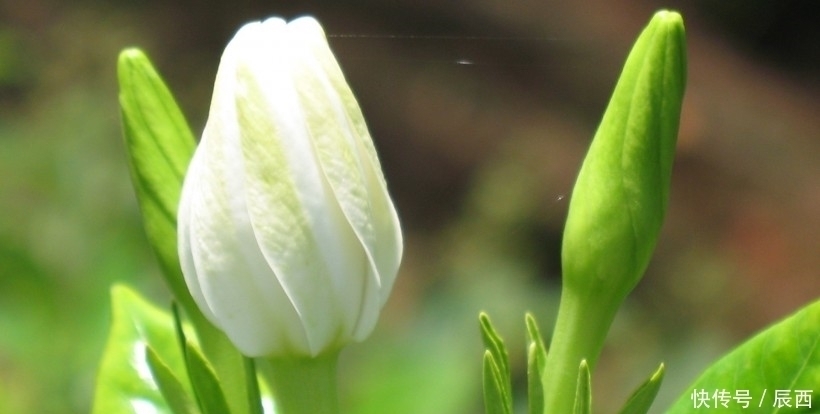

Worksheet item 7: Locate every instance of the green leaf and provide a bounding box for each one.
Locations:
[185,342,232,414]
[479,313,512,413]
[525,313,548,365]
[479,313,510,384]
[483,351,512,414]
[117,48,195,309]
[667,299,820,413]
[527,343,545,414]
[573,360,591,414]
[617,363,664,414]
[146,346,200,414]
[92,284,193,414]
[525,314,547,414]
[118,48,253,414]
[191,325,254,414]
[172,303,259,414]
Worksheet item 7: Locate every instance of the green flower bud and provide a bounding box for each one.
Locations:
[177,16,403,359]
[561,10,686,306]
[542,11,686,413]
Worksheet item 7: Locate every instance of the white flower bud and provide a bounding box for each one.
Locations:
[177,16,403,358]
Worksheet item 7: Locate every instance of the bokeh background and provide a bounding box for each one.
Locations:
[1,0,818,412]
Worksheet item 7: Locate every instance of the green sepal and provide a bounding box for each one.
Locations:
[617,363,664,414]
[667,299,820,413]
[118,48,254,414]
[146,346,200,414]
[479,313,512,414]
[92,284,193,414]
[573,360,591,414]
[525,314,547,414]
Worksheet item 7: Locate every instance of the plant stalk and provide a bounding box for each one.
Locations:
[541,289,618,414]
[263,351,340,414]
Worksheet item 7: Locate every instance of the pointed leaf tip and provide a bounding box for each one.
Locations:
[525,313,547,414]
[185,342,231,414]
[573,360,591,414]
[145,345,199,414]
[618,363,665,414]
[479,313,510,380]
[479,313,512,414]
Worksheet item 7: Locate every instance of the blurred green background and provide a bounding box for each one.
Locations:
[1,0,818,413]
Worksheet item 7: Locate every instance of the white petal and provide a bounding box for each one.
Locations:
[178,16,402,357]
[230,19,357,354]
[180,20,314,356]
[293,17,403,312]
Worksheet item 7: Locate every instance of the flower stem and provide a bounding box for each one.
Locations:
[541,289,618,414]
[263,351,340,414]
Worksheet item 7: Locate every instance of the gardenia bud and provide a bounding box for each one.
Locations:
[542,11,686,413]
[177,17,403,358]
[561,10,686,308]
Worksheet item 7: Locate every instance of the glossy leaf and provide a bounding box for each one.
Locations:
[618,363,664,414]
[667,299,820,413]
[92,284,193,414]
[573,360,591,414]
[118,48,254,414]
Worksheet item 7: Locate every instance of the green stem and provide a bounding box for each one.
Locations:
[541,289,619,414]
[263,351,340,414]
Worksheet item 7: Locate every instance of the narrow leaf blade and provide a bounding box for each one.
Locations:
[479,313,512,412]
[117,48,195,308]
[479,313,511,379]
[573,360,591,414]
[618,363,664,414]
[146,346,200,414]
[525,314,547,414]
[483,351,511,414]
[185,342,231,414]
[527,343,545,414]
[525,313,548,364]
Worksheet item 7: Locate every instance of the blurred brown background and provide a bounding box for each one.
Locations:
[1,0,818,413]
